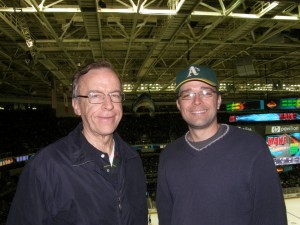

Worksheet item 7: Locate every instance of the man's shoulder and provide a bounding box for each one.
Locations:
[27,136,69,165]
[160,135,186,155]
[227,124,263,138]
[114,132,140,158]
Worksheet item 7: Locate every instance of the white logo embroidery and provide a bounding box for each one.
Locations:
[187,66,200,77]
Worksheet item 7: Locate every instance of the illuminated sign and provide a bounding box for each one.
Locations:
[0,157,13,167]
[226,100,264,111]
[229,113,300,122]
[131,143,166,151]
[265,124,300,134]
[266,133,300,165]
[16,155,29,162]
[267,135,287,146]
[225,98,300,112]
[265,98,300,110]
[281,98,300,108]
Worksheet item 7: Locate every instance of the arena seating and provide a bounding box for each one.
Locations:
[0,109,299,224]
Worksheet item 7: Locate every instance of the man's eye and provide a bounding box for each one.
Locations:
[89,93,100,98]
[111,93,121,98]
[181,92,190,98]
[203,89,214,96]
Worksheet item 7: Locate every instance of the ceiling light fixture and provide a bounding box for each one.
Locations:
[192,11,222,17]
[257,1,279,18]
[273,15,299,20]
[228,12,258,19]
[139,8,176,15]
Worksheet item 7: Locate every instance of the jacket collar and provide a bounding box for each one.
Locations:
[69,122,138,166]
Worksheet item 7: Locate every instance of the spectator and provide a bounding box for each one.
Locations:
[7,60,148,225]
[156,65,287,225]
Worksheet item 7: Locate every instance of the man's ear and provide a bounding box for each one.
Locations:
[176,99,181,112]
[72,98,81,116]
[217,95,222,110]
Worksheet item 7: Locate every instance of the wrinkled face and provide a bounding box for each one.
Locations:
[176,80,222,130]
[72,68,123,137]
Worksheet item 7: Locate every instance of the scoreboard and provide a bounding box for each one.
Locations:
[226,98,300,112]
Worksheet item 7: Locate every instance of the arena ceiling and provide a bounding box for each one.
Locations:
[1,0,300,109]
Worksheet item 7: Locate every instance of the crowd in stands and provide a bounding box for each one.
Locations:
[0,174,17,223]
[280,165,300,189]
[0,108,300,224]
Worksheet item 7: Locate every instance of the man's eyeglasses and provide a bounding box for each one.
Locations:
[178,88,218,100]
[75,91,125,104]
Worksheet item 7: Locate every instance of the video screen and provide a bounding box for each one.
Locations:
[229,113,300,122]
[226,100,264,111]
[265,98,300,110]
[266,133,300,165]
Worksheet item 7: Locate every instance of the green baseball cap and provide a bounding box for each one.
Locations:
[175,65,218,93]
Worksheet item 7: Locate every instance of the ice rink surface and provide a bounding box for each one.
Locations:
[286,198,300,225]
[148,198,300,225]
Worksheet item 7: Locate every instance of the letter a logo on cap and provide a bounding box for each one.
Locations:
[175,65,218,92]
[187,66,200,78]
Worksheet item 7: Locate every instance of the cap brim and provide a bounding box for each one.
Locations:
[175,78,217,92]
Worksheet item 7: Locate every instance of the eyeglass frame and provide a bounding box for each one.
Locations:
[74,91,125,104]
[177,87,218,100]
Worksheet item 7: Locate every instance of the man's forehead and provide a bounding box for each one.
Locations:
[180,80,215,89]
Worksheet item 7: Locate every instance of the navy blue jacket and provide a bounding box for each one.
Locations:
[7,123,148,225]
